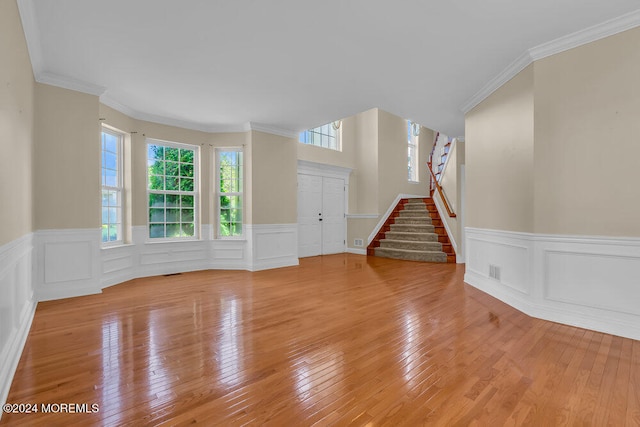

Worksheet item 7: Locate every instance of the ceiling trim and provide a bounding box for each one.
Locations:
[100,93,251,134]
[461,8,640,114]
[38,71,106,96]
[249,123,299,140]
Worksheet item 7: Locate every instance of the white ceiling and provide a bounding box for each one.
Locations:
[17,0,640,137]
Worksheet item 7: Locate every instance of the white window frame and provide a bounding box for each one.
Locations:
[299,121,342,151]
[215,147,244,239]
[101,126,124,246]
[408,121,419,183]
[146,138,200,241]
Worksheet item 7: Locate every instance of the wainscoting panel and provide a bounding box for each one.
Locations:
[466,229,532,296]
[248,224,299,271]
[100,244,136,288]
[465,227,640,341]
[0,234,35,410]
[35,229,101,301]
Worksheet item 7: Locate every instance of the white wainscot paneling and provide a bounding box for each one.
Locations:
[249,224,299,271]
[464,227,640,341]
[0,234,35,410]
[35,229,101,301]
[101,244,136,288]
[211,240,246,270]
[138,240,211,277]
[465,229,532,296]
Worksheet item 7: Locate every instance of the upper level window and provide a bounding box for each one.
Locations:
[147,139,199,240]
[216,148,243,238]
[101,127,123,244]
[408,121,419,182]
[299,121,341,151]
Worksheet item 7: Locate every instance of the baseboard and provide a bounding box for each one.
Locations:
[0,233,36,414]
[465,227,640,341]
[346,248,367,255]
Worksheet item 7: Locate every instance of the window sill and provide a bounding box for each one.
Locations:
[101,243,135,250]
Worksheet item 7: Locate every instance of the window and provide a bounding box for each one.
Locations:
[299,121,341,151]
[147,140,198,239]
[408,120,419,182]
[216,149,243,238]
[101,127,123,244]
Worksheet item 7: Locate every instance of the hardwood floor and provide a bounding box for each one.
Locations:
[2,254,639,426]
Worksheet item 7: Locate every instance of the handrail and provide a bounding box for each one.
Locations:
[427,161,456,218]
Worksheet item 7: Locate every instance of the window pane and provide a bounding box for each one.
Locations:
[166,177,179,191]
[149,208,165,222]
[181,195,194,207]
[166,209,180,222]
[166,194,179,207]
[166,223,180,237]
[108,224,119,242]
[104,169,117,187]
[165,147,179,161]
[220,209,231,222]
[150,224,165,238]
[102,225,108,243]
[181,209,194,222]
[180,178,194,192]
[220,222,230,236]
[102,207,109,224]
[149,175,164,190]
[180,163,194,178]
[149,193,165,207]
[180,149,194,164]
[148,145,163,160]
[181,223,194,237]
[166,161,179,176]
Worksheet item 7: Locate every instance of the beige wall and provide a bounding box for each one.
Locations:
[438,141,459,245]
[534,27,640,237]
[352,108,379,214]
[251,131,297,224]
[0,0,34,245]
[377,109,431,214]
[34,84,100,230]
[465,64,535,233]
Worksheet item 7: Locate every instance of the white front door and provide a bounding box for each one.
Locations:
[321,177,345,255]
[297,174,345,257]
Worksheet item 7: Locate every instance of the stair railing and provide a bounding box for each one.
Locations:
[428,132,456,218]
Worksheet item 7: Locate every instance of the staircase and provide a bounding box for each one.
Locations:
[368,198,455,263]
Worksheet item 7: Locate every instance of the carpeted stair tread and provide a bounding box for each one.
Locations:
[390,224,435,233]
[379,239,443,251]
[374,247,447,263]
[384,232,438,242]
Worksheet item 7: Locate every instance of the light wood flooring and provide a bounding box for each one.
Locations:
[2,254,639,426]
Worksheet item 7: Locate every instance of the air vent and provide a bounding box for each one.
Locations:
[354,239,364,247]
[489,265,501,281]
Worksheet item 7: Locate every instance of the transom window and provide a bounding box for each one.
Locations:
[299,121,341,151]
[216,148,243,238]
[147,140,198,240]
[101,127,123,244]
[408,120,419,182]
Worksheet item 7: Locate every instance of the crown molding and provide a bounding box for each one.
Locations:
[529,8,640,61]
[460,51,532,114]
[37,71,106,96]
[99,93,250,134]
[248,122,299,139]
[461,9,640,114]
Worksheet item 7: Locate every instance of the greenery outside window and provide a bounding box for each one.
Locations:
[216,148,243,238]
[147,139,198,240]
[101,127,123,244]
